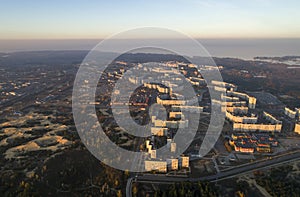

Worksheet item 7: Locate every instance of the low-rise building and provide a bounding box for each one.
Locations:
[256,145,271,153]
[230,133,278,153]
[231,133,251,140]
[234,143,254,153]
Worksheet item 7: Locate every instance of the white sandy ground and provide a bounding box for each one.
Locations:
[0,128,32,146]
[4,135,71,159]
[0,112,72,160]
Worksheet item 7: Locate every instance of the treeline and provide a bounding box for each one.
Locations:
[147,181,218,197]
[255,165,300,197]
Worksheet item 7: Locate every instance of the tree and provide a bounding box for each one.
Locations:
[132,185,138,197]
[114,179,119,187]
[117,190,122,197]
[162,191,167,197]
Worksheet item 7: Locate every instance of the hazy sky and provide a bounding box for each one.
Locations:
[0,0,300,39]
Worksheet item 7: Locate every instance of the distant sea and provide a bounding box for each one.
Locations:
[0,38,300,60]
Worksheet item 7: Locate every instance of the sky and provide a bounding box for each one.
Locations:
[0,0,300,39]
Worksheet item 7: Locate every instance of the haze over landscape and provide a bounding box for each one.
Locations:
[1,38,300,59]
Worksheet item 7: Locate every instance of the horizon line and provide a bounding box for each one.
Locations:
[1,37,300,41]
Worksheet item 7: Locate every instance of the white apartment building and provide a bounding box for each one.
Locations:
[295,123,300,134]
[263,111,282,124]
[180,156,189,168]
[233,123,282,132]
[167,159,179,170]
[285,107,296,119]
[151,127,168,136]
[226,111,258,124]
[227,91,257,109]
[226,106,248,114]
[145,160,167,172]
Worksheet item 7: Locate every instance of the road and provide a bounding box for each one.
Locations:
[126,150,300,196]
[126,177,133,197]
[136,150,300,183]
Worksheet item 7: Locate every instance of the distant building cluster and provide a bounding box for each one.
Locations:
[106,60,299,169]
